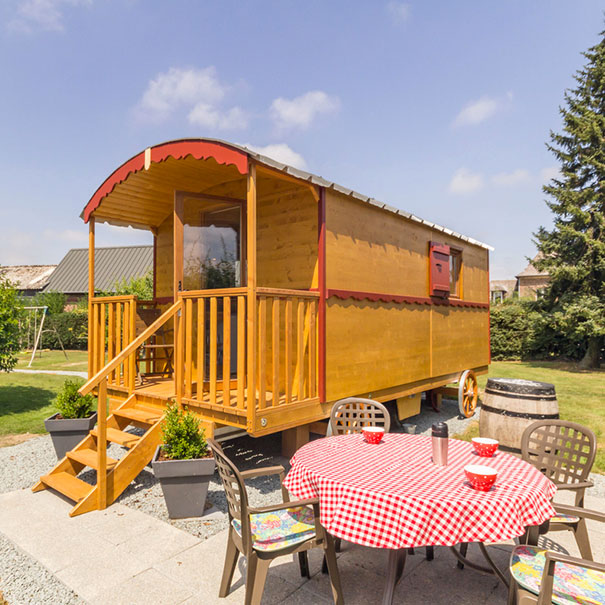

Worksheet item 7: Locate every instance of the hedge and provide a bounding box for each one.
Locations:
[40,311,88,350]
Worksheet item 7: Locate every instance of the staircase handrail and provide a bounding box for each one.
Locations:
[79,299,183,397]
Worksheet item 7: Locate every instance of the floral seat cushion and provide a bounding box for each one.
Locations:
[511,545,605,605]
[550,513,581,524]
[232,506,316,552]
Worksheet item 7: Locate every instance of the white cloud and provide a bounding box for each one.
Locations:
[448,168,484,195]
[540,166,560,183]
[242,143,307,170]
[386,2,410,23]
[188,104,247,130]
[492,169,531,187]
[453,92,513,127]
[270,91,340,131]
[134,66,247,131]
[8,0,91,33]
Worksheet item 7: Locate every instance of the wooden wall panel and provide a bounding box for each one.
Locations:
[156,213,174,299]
[257,188,318,290]
[325,299,431,402]
[431,307,490,376]
[325,189,489,302]
[325,190,429,297]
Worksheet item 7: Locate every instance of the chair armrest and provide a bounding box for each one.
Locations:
[240,466,289,502]
[556,480,593,491]
[553,503,605,524]
[249,497,319,515]
[537,551,605,605]
[240,465,286,480]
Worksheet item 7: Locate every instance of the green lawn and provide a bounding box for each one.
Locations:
[0,372,70,437]
[456,360,605,473]
[16,349,88,372]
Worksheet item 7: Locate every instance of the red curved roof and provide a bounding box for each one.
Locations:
[82,139,249,223]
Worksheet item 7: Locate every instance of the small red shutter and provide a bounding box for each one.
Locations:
[429,242,450,297]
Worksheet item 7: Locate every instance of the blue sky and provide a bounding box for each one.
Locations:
[0,1,602,279]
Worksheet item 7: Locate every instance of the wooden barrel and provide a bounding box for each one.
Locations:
[479,378,559,451]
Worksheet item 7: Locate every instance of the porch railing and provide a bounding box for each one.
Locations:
[176,287,320,414]
[89,295,137,389]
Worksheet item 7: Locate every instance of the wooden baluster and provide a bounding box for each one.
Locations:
[272,298,280,406]
[107,303,114,385]
[196,298,205,401]
[175,304,184,405]
[223,297,231,406]
[209,297,217,404]
[285,298,293,403]
[297,299,304,401]
[185,298,193,398]
[309,300,317,398]
[258,297,267,408]
[237,296,245,409]
[97,379,107,510]
[128,300,136,393]
[122,302,129,387]
[99,303,106,371]
[115,303,122,385]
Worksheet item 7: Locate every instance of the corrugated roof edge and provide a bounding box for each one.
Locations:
[84,137,494,251]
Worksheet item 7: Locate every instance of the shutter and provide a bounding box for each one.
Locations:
[429,242,450,297]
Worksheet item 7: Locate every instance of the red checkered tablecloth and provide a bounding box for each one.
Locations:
[283,433,557,550]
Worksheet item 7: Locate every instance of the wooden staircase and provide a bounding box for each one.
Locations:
[33,393,163,516]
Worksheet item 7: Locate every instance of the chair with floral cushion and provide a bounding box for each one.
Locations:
[208,439,343,605]
[521,420,597,560]
[508,503,605,604]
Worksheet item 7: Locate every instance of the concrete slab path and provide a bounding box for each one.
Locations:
[1,488,604,604]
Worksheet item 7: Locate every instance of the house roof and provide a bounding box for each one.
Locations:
[516,253,549,278]
[82,138,494,252]
[490,279,517,293]
[45,245,153,294]
[0,265,56,291]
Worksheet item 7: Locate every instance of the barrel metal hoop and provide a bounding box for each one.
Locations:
[480,404,560,421]
[484,389,557,401]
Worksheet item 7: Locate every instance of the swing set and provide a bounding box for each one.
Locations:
[20,306,67,367]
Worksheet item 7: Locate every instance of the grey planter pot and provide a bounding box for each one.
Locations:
[151,446,216,519]
[44,412,98,460]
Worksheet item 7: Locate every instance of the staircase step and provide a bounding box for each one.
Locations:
[91,427,140,448]
[67,448,118,470]
[40,472,92,503]
[113,407,162,425]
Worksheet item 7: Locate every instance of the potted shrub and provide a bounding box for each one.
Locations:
[45,379,97,459]
[152,402,215,519]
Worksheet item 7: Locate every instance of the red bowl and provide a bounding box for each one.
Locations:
[471,437,499,457]
[464,464,497,491]
[362,426,385,444]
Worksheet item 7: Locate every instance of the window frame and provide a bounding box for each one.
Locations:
[449,247,463,299]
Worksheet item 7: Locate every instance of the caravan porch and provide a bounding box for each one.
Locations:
[88,287,322,436]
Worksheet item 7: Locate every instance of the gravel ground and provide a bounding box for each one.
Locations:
[1,397,604,603]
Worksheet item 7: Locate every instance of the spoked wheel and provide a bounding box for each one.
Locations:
[458,370,478,418]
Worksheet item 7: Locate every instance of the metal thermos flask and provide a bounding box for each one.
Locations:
[432,422,448,466]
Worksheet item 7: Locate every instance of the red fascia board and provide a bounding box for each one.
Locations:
[327,289,489,309]
[82,140,249,223]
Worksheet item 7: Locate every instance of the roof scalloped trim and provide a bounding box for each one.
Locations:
[82,140,248,223]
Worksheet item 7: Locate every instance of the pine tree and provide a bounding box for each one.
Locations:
[534,29,605,368]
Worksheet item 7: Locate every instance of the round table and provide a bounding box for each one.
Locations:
[283,433,557,603]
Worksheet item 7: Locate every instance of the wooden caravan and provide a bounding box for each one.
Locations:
[35,138,491,515]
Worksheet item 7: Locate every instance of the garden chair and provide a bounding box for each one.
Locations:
[208,439,343,605]
[521,420,597,560]
[135,306,174,383]
[325,398,434,561]
[508,503,605,604]
[327,397,391,436]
